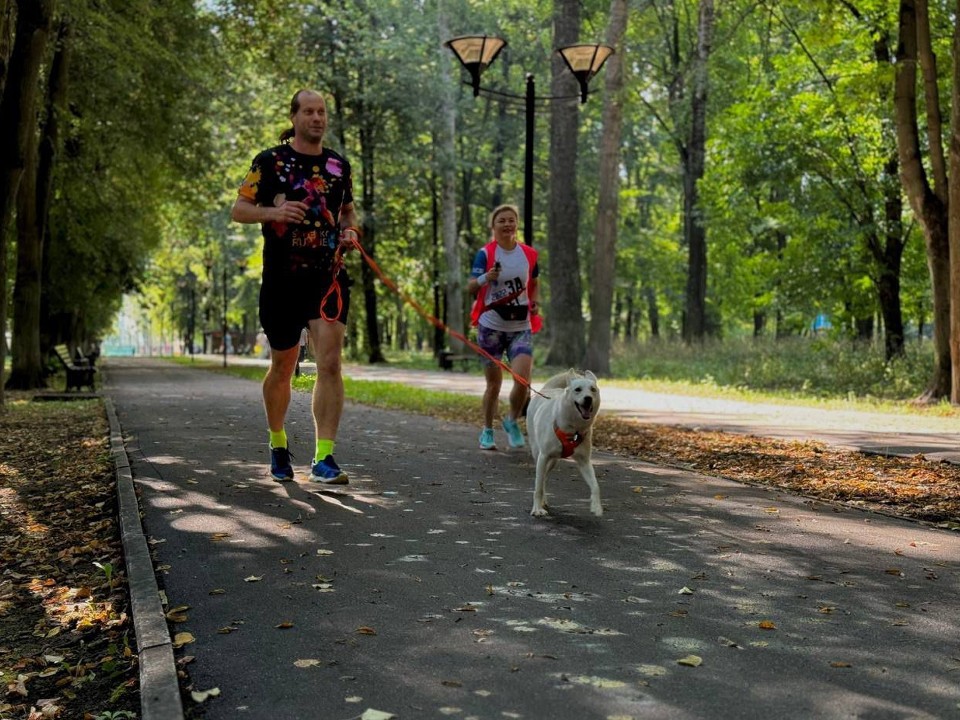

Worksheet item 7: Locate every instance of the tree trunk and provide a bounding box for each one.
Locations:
[544,0,585,367]
[864,32,907,361]
[584,0,628,375]
[950,0,960,401]
[894,0,951,401]
[9,117,45,389]
[874,152,907,361]
[0,0,56,405]
[356,70,385,364]
[8,19,67,390]
[0,0,15,96]
[437,6,463,354]
[682,0,714,343]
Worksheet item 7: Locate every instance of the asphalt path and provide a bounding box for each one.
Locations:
[105,357,960,720]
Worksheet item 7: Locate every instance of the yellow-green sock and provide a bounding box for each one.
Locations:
[314,439,335,463]
[269,429,287,449]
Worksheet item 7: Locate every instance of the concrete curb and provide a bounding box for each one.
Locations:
[104,395,184,720]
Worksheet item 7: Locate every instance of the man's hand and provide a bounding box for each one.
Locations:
[338,226,361,253]
[272,201,309,224]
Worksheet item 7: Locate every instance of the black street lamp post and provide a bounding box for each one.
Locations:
[185,268,197,358]
[222,257,248,367]
[221,263,228,368]
[444,35,613,246]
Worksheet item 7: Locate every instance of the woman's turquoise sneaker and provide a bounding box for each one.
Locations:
[502,417,525,448]
[479,427,497,450]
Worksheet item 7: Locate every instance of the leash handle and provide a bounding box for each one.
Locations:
[318,247,345,322]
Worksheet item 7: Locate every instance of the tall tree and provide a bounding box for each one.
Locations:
[545,0,585,366]
[682,0,714,342]
[8,19,68,389]
[894,0,952,401]
[0,0,56,404]
[584,0,629,374]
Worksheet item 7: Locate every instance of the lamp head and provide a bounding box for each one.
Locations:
[444,35,507,96]
[557,44,615,103]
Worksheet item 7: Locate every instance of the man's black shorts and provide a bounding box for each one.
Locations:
[259,269,351,351]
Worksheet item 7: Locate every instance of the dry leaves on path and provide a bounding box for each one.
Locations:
[596,417,960,525]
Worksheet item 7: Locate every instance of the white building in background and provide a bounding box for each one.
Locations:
[103,295,183,357]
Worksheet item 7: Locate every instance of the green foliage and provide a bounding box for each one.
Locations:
[50,0,942,386]
[42,0,219,345]
[611,336,936,403]
[92,560,114,585]
[91,711,136,720]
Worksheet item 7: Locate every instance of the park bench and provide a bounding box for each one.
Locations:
[52,344,97,392]
[438,349,474,371]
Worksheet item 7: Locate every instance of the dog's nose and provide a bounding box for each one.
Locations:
[582,396,593,409]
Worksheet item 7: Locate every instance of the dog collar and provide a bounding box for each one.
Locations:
[554,422,584,458]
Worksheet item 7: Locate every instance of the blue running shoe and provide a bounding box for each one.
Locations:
[502,417,525,448]
[270,446,294,482]
[479,427,497,450]
[310,454,349,484]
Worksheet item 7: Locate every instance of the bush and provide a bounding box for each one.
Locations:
[610,336,935,402]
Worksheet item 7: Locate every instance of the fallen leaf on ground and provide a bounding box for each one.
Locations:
[293,659,322,668]
[677,655,703,667]
[758,620,777,630]
[356,626,377,635]
[172,632,195,648]
[191,687,221,703]
[360,710,395,720]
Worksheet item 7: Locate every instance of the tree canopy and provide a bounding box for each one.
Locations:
[1,0,956,398]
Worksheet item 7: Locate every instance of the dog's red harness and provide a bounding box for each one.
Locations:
[554,422,584,458]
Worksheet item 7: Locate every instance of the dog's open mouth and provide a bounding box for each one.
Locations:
[575,400,594,420]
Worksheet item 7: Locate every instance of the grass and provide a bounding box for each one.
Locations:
[171,335,958,420]
[609,335,949,412]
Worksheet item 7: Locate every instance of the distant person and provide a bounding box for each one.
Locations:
[295,327,308,378]
[255,329,270,359]
[230,88,361,485]
[468,204,540,451]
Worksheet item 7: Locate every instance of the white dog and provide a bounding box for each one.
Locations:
[526,369,602,517]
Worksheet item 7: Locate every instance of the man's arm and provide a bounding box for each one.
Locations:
[231,196,307,224]
[338,202,362,248]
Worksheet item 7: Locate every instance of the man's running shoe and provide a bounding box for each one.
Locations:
[479,427,497,450]
[270,446,294,482]
[502,417,525,448]
[310,455,349,484]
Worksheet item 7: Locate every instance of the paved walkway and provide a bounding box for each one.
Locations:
[105,357,960,720]
[200,353,960,463]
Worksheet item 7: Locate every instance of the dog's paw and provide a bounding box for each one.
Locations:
[530,506,549,518]
[590,501,603,517]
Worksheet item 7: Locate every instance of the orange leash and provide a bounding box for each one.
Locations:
[319,250,345,322]
[343,236,545,398]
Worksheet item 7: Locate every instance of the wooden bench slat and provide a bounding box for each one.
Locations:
[52,345,97,391]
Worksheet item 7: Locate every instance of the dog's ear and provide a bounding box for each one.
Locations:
[584,370,598,382]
